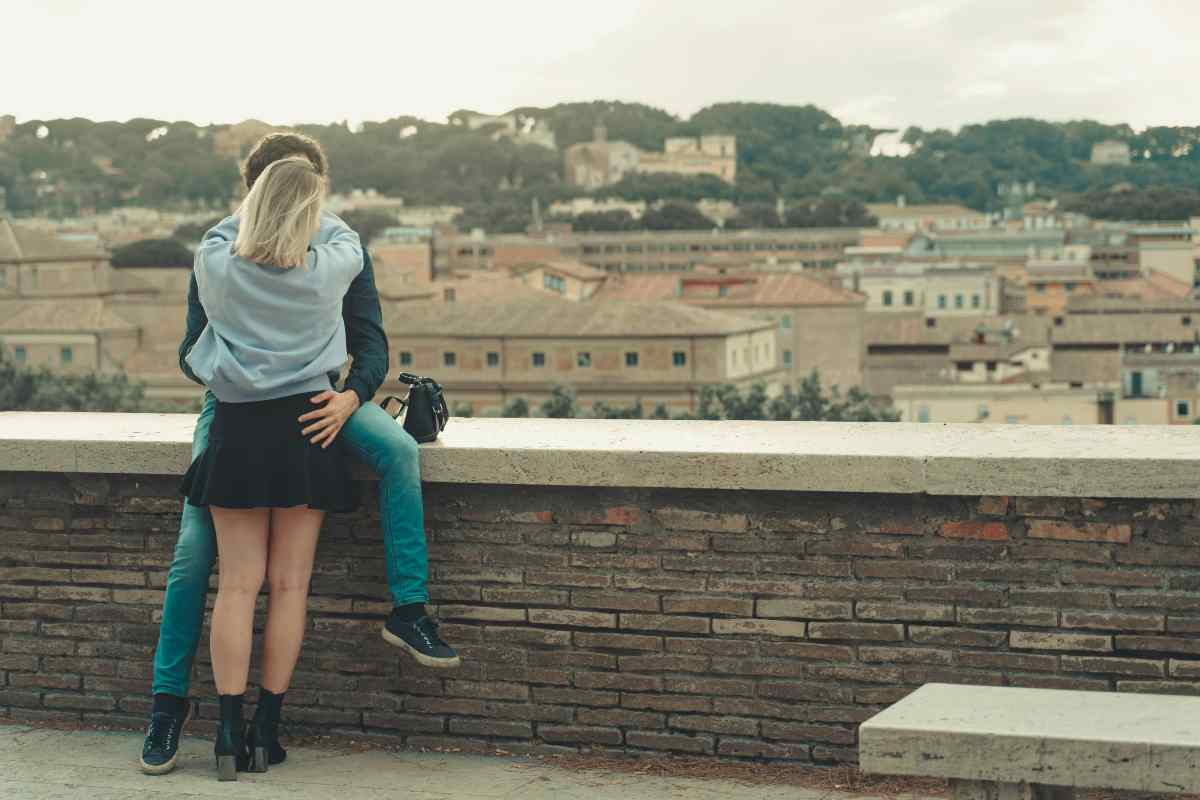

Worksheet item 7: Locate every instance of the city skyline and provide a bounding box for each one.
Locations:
[6,0,1200,132]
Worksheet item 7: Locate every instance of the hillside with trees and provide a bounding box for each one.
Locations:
[3,104,1199,229]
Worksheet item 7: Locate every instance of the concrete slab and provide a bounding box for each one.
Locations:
[859,683,1200,793]
[0,724,865,800]
[4,412,1200,497]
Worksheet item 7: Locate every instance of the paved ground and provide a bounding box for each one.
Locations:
[0,723,916,800]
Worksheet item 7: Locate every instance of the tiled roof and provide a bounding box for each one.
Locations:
[0,299,136,333]
[382,297,774,338]
[0,219,107,262]
[520,259,609,281]
[593,271,864,306]
[865,313,1052,347]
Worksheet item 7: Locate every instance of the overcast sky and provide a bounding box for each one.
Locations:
[6,0,1198,132]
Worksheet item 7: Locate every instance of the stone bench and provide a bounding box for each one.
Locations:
[859,683,1200,797]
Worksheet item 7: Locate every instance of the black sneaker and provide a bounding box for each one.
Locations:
[382,613,461,668]
[140,701,193,775]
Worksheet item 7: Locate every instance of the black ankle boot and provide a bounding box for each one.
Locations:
[246,689,287,772]
[214,694,250,781]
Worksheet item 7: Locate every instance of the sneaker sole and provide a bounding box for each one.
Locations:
[381,628,462,669]
[139,703,192,775]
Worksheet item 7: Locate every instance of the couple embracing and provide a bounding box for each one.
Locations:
[139,133,460,781]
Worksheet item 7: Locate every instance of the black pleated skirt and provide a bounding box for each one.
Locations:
[180,393,357,512]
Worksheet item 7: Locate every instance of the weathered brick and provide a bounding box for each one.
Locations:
[663,596,752,616]
[859,646,953,666]
[445,681,529,701]
[718,738,811,760]
[1116,636,1200,656]
[439,605,527,623]
[1063,568,1161,588]
[665,637,747,656]
[977,496,1009,515]
[1168,617,1200,635]
[480,588,569,606]
[855,562,952,581]
[710,658,805,678]
[625,533,709,551]
[1062,656,1165,677]
[958,651,1058,672]
[1118,593,1200,612]
[856,602,954,622]
[525,570,610,588]
[4,638,74,655]
[539,725,623,745]
[571,531,618,548]
[70,570,144,587]
[570,591,658,613]
[661,553,757,573]
[759,642,855,661]
[43,692,115,711]
[761,721,856,745]
[806,539,904,558]
[906,586,1006,606]
[756,599,851,620]
[574,632,661,652]
[625,730,714,754]
[1117,681,1200,695]
[620,614,709,634]
[1028,519,1131,543]
[0,653,39,670]
[711,619,806,638]
[939,521,1009,541]
[622,693,711,713]
[1011,631,1112,652]
[577,708,665,729]
[669,714,758,736]
[566,506,642,526]
[652,508,747,533]
[617,654,708,673]
[959,607,1059,627]
[1061,611,1164,632]
[448,718,532,738]
[484,626,572,647]
[528,609,616,628]
[8,672,80,690]
[665,677,756,697]
[575,672,661,692]
[910,626,1007,648]
[532,687,618,707]
[808,622,904,642]
[1169,660,1200,678]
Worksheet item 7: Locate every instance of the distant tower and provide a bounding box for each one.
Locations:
[531,196,543,232]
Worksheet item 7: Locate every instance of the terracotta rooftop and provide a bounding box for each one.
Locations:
[0,299,136,333]
[383,297,774,338]
[516,259,609,282]
[0,218,107,262]
[865,313,1051,348]
[593,271,864,307]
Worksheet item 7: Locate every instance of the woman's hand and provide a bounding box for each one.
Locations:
[299,390,360,448]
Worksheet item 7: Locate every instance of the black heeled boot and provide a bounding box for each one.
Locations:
[246,689,287,772]
[214,694,250,781]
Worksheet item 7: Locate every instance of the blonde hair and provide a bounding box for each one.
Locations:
[233,156,324,268]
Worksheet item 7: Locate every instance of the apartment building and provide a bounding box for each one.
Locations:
[591,270,867,390]
[865,200,991,232]
[836,261,1002,316]
[380,297,785,416]
[433,226,860,276]
[563,128,736,189]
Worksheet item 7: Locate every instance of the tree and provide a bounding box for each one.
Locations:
[501,397,530,418]
[591,399,644,419]
[110,238,194,268]
[172,216,224,243]
[340,209,401,245]
[0,355,150,411]
[562,210,638,232]
[539,384,579,418]
[642,202,714,231]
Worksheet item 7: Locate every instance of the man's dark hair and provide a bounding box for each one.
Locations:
[243,132,328,190]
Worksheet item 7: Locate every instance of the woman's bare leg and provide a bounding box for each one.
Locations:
[260,505,323,693]
[209,507,270,696]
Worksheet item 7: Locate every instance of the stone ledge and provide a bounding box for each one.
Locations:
[1,412,1199,497]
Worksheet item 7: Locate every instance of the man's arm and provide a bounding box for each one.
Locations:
[178,267,210,386]
[341,247,389,404]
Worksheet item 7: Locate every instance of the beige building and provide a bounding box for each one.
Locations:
[837,261,1002,316]
[866,200,991,232]
[381,297,784,416]
[563,129,736,189]
[514,260,608,302]
[892,383,1115,425]
[434,226,860,276]
[1090,140,1132,166]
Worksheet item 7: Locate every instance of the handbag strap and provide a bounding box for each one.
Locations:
[380,395,408,420]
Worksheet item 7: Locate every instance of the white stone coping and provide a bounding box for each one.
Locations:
[1,412,1199,497]
[859,683,1200,792]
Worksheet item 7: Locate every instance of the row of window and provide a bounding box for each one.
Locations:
[576,241,842,256]
[9,346,72,364]
[398,350,691,369]
[879,290,983,310]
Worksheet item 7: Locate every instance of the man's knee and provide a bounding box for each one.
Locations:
[377,429,420,478]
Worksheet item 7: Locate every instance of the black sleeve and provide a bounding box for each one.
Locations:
[178,271,208,386]
[342,248,389,404]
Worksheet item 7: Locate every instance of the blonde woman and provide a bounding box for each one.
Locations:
[180,156,362,780]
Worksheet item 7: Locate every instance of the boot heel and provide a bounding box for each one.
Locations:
[216,754,238,781]
[252,746,269,773]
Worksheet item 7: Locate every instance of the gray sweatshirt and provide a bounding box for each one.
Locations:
[185,212,363,403]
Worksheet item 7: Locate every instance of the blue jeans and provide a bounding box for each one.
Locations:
[151,392,428,697]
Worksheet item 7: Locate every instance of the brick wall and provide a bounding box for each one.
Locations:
[3,472,1200,763]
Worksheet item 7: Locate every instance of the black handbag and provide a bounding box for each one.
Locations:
[381,373,450,443]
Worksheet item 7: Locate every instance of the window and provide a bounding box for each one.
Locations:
[14,345,26,363]
[1054,316,1064,327]
[971,294,981,309]
[399,351,413,367]
[903,290,915,306]
[917,405,930,423]
[60,347,72,364]
[926,318,937,328]
[986,361,996,372]
[781,314,792,329]
[0,269,6,288]
[443,288,456,302]
[577,352,591,368]
[1178,400,1192,417]
[486,352,499,368]
[672,351,687,367]
[937,295,947,309]
[718,285,728,298]
[532,352,545,368]
[1064,282,1076,292]
[955,361,973,372]
[1005,415,1019,424]
[1184,316,1193,327]
[1062,416,1073,425]
[954,294,964,309]
[443,352,456,367]
[882,290,893,307]
[625,352,639,367]
[783,350,793,366]
[1035,284,1046,294]
[543,274,565,294]
[977,404,989,419]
